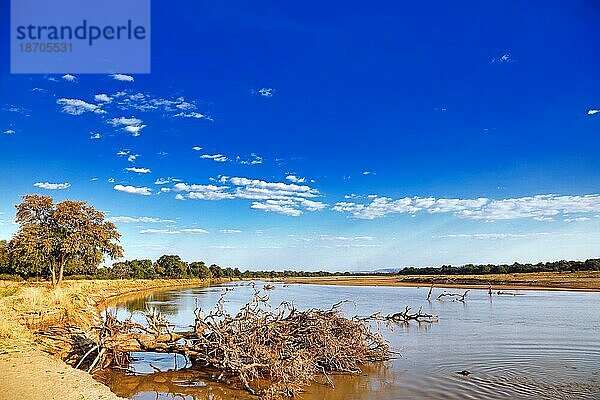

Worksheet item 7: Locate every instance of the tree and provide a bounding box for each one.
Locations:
[9,195,123,286]
[209,263,223,278]
[0,240,10,274]
[189,261,210,279]
[155,255,187,278]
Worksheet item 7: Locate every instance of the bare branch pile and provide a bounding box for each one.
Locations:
[89,289,392,398]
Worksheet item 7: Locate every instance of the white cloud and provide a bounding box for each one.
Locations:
[117,149,139,162]
[299,199,326,211]
[174,183,234,200]
[564,217,591,223]
[491,53,513,64]
[201,154,229,162]
[334,194,600,221]
[140,228,209,235]
[109,116,145,136]
[237,154,263,165]
[94,94,112,103]
[320,235,374,241]
[362,171,375,176]
[435,233,551,240]
[172,176,325,216]
[111,92,201,115]
[108,216,175,223]
[113,184,151,196]
[111,74,134,82]
[286,175,306,183]
[34,182,70,190]
[251,200,302,216]
[57,98,106,115]
[174,111,205,119]
[587,109,599,116]
[192,146,202,151]
[258,88,274,97]
[125,167,151,174]
[220,229,242,234]
[62,74,77,82]
[89,132,101,140]
[3,129,15,135]
[154,178,172,185]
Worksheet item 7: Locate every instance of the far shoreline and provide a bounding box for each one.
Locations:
[282,271,600,292]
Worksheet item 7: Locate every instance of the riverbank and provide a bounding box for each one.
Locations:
[284,271,600,291]
[0,278,212,400]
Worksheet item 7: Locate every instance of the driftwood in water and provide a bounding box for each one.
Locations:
[84,289,392,399]
[426,283,435,301]
[496,291,523,296]
[358,306,438,324]
[436,290,469,302]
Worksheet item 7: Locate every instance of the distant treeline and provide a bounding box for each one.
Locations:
[1,239,599,281]
[398,259,600,275]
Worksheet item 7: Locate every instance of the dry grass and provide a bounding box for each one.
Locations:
[0,279,211,353]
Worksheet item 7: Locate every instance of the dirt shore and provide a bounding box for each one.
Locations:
[284,271,600,291]
[0,278,212,400]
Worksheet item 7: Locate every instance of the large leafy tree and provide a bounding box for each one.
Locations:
[10,195,123,286]
[155,255,187,278]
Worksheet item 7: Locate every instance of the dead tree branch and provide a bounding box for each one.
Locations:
[436,290,469,302]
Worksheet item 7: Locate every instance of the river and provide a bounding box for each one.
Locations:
[95,282,600,399]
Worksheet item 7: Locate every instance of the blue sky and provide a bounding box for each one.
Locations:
[1,1,600,271]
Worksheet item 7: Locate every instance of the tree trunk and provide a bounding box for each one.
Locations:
[57,258,66,286]
[50,265,57,287]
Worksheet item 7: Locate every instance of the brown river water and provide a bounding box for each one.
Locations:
[95,282,600,399]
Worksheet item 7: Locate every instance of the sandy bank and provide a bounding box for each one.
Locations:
[284,271,600,292]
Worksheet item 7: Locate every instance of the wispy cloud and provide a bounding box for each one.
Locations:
[257,88,274,97]
[34,182,71,190]
[89,132,101,140]
[220,229,242,234]
[334,194,600,221]
[111,73,134,82]
[94,94,112,103]
[173,183,234,200]
[286,175,305,183]
[491,53,513,64]
[237,153,263,165]
[57,98,106,115]
[125,167,151,174]
[200,154,229,162]
[3,129,16,135]
[109,116,146,136]
[173,176,325,216]
[251,200,302,216]
[174,111,205,119]
[192,146,203,151]
[113,184,151,196]
[62,74,77,82]
[108,216,175,223]
[435,232,551,240]
[140,228,209,235]
[588,109,599,116]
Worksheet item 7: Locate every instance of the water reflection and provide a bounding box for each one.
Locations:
[100,282,600,399]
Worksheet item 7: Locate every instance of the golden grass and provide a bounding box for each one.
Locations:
[0,278,212,352]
